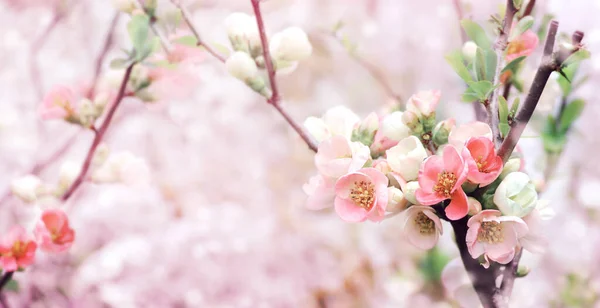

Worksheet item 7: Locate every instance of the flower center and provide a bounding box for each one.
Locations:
[476,156,488,172]
[433,171,457,198]
[477,221,504,243]
[507,40,526,55]
[350,181,375,209]
[4,241,27,258]
[415,212,435,234]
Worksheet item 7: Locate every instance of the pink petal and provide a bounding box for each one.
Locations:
[415,188,445,205]
[418,156,444,191]
[334,197,368,222]
[445,189,469,220]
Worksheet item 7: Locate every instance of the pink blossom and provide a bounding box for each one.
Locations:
[464,137,503,186]
[506,30,539,62]
[167,43,206,64]
[34,209,76,253]
[448,121,492,150]
[415,145,469,220]
[0,226,37,272]
[303,174,336,210]
[466,210,528,268]
[405,90,441,118]
[38,86,78,120]
[333,168,389,222]
[314,135,370,179]
[402,206,442,249]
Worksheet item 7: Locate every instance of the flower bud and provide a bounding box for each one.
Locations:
[246,76,271,98]
[386,136,428,181]
[112,0,137,14]
[351,112,379,146]
[432,118,455,145]
[467,197,482,215]
[224,13,261,53]
[226,52,258,81]
[92,143,110,167]
[499,157,521,180]
[58,161,81,189]
[11,175,43,203]
[373,159,391,174]
[405,90,440,120]
[462,41,478,61]
[269,27,313,62]
[494,172,538,217]
[381,111,411,142]
[403,181,420,205]
[387,187,408,212]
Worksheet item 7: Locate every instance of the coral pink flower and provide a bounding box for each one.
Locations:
[403,206,443,249]
[506,30,539,62]
[38,86,78,120]
[315,135,370,179]
[303,174,336,210]
[464,137,503,186]
[34,209,76,253]
[334,168,389,222]
[466,210,528,268]
[0,226,37,272]
[415,145,469,220]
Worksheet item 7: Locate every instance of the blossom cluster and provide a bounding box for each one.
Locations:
[303,91,551,268]
[0,209,74,273]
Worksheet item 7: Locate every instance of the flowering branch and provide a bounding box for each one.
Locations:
[60,63,136,201]
[249,0,318,152]
[170,0,226,63]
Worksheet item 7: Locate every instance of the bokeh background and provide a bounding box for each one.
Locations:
[1,0,600,307]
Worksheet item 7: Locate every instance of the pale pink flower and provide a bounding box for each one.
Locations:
[334,168,389,222]
[303,174,336,210]
[402,206,442,249]
[464,137,503,186]
[38,86,78,120]
[448,121,492,150]
[506,30,539,62]
[0,226,37,272]
[405,90,441,118]
[466,210,528,268]
[520,201,554,253]
[314,135,370,179]
[34,209,76,253]
[415,145,469,220]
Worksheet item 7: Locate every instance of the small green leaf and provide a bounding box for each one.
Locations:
[562,49,591,67]
[473,47,487,81]
[461,90,480,102]
[556,64,579,97]
[127,14,152,61]
[109,58,133,69]
[461,20,492,49]
[172,35,198,47]
[499,95,509,122]
[559,99,585,133]
[499,123,510,137]
[501,56,527,73]
[466,80,495,101]
[4,279,19,292]
[513,78,524,92]
[509,16,534,41]
[510,97,520,117]
[445,51,473,83]
[419,247,450,283]
[513,0,524,9]
[484,48,497,82]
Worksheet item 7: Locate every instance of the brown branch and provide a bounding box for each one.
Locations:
[521,0,536,19]
[498,21,559,163]
[88,13,120,99]
[250,0,318,152]
[171,0,226,63]
[60,63,136,201]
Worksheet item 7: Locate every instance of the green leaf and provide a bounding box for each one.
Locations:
[419,247,450,282]
[509,16,534,41]
[556,64,579,97]
[4,279,19,292]
[127,14,151,61]
[461,20,492,49]
[559,99,585,133]
[510,97,520,117]
[466,80,495,101]
[473,47,487,81]
[484,48,497,82]
[109,58,133,69]
[445,51,473,83]
[172,35,198,47]
[562,49,591,67]
[501,56,526,73]
[499,96,509,137]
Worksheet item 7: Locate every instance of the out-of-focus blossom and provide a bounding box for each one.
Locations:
[10,175,44,203]
[405,90,440,119]
[402,206,442,249]
[494,172,538,217]
[334,168,388,222]
[225,52,258,81]
[442,258,481,308]
[303,106,360,143]
[520,201,554,253]
[167,43,205,64]
[58,160,81,190]
[464,137,503,186]
[303,174,335,210]
[38,86,78,120]
[0,226,37,272]
[34,209,75,253]
[112,0,137,13]
[448,121,492,150]
[92,151,150,186]
[416,145,469,220]
[314,135,370,178]
[387,186,408,212]
[462,41,478,61]
[466,210,528,268]
[224,12,261,52]
[269,27,313,62]
[386,136,428,181]
[506,30,539,62]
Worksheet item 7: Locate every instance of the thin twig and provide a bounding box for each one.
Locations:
[171,0,226,63]
[61,63,136,201]
[250,0,318,152]
[30,13,65,100]
[452,0,467,42]
[88,13,120,99]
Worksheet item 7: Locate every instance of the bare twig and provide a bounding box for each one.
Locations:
[171,1,226,63]
[61,63,136,200]
[88,13,120,99]
[250,0,318,152]
[521,0,536,19]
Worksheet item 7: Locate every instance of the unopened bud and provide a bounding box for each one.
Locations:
[246,76,271,98]
[432,118,455,145]
[403,181,420,205]
[269,27,313,62]
[467,197,482,215]
[387,187,408,212]
[351,112,379,146]
[499,157,521,180]
[516,265,530,278]
[11,175,43,203]
[462,41,478,61]
[226,52,258,81]
[225,13,261,53]
[58,161,81,189]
